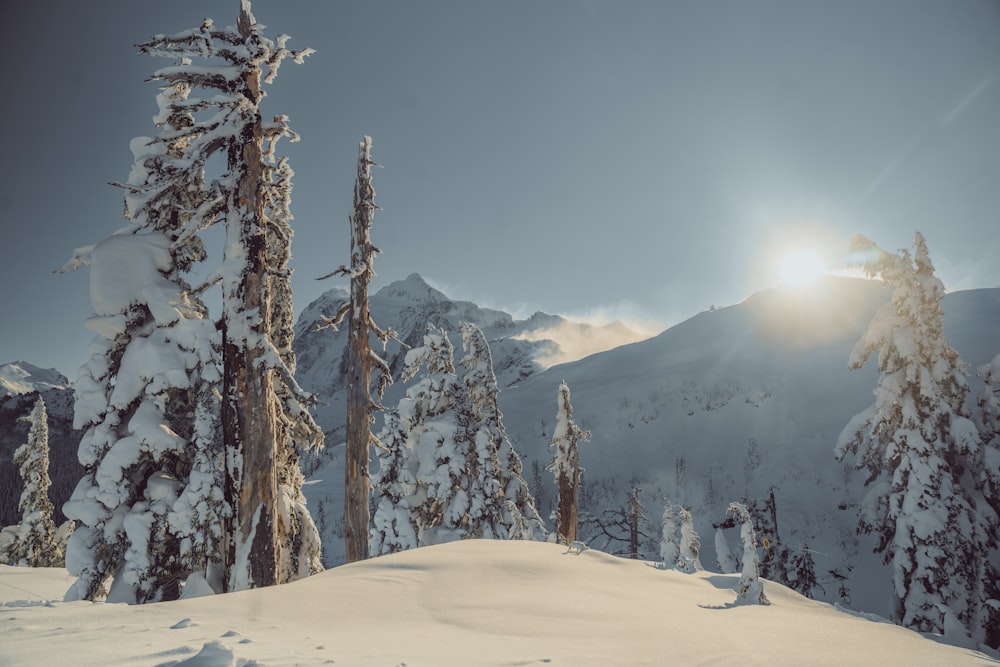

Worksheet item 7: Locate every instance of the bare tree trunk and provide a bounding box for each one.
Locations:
[344,137,378,563]
[222,3,281,590]
[555,465,579,545]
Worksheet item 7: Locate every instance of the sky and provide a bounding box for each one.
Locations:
[1,0,999,377]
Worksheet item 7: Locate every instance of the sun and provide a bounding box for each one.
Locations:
[778,248,825,287]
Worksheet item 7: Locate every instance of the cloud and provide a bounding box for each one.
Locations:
[515,306,666,367]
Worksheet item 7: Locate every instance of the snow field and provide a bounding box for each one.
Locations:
[1,540,993,666]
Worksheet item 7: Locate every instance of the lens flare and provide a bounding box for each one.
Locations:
[778,248,825,287]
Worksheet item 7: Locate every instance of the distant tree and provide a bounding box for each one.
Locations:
[786,543,821,599]
[836,232,990,643]
[547,381,590,545]
[714,527,737,574]
[0,398,70,567]
[589,482,654,559]
[318,136,396,563]
[747,488,787,583]
[728,502,768,605]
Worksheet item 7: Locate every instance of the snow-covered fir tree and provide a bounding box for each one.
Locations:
[0,398,70,567]
[59,70,226,599]
[370,407,419,555]
[659,499,679,569]
[60,72,225,599]
[835,232,990,644]
[977,355,1000,521]
[458,323,546,541]
[728,502,768,605]
[134,1,322,591]
[372,324,545,550]
[676,507,702,573]
[786,543,820,599]
[547,381,590,545]
[61,229,222,602]
[976,354,1000,648]
[395,325,471,545]
[61,2,320,601]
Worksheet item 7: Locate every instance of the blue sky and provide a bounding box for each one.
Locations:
[2,1,999,376]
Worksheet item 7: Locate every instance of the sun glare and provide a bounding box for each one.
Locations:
[778,248,825,287]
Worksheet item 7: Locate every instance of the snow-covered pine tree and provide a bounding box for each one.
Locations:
[659,499,679,569]
[835,232,989,643]
[397,325,469,546]
[676,507,702,573]
[458,323,546,541]
[61,2,319,600]
[1,398,69,567]
[62,230,222,602]
[135,1,320,591]
[786,543,820,599]
[59,53,225,600]
[547,381,590,545]
[317,136,396,563]
[728,502,768,605]
[978,354,1000,509]
[976,355,1000,648]
[370,407,418,555]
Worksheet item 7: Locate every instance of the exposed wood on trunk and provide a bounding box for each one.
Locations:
[222,2,281,590]
[344,137,378,563]
[555,463,580,545]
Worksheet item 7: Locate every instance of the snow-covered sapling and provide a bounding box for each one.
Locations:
[676,507,702,573]
[659,499,679,569]
[728,502,769,605]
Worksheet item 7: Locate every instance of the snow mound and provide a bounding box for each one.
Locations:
[0,541,992,666]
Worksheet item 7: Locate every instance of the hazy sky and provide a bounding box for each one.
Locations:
[2,1,998,376]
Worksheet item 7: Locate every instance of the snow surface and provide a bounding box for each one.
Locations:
[1,540,994,666]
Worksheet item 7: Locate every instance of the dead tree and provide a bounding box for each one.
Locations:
[547,381,590,545]
[586,484,654,558]
[319,136,397,563]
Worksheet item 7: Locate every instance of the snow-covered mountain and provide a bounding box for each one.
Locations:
[0,362,81,527]
[0,362,70,399]
[293,272,643,439]
[296,275,1000,622]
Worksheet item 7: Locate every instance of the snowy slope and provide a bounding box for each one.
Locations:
[1,540,994,666]
[499,277,1000,617]
[295,276,1000,622]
